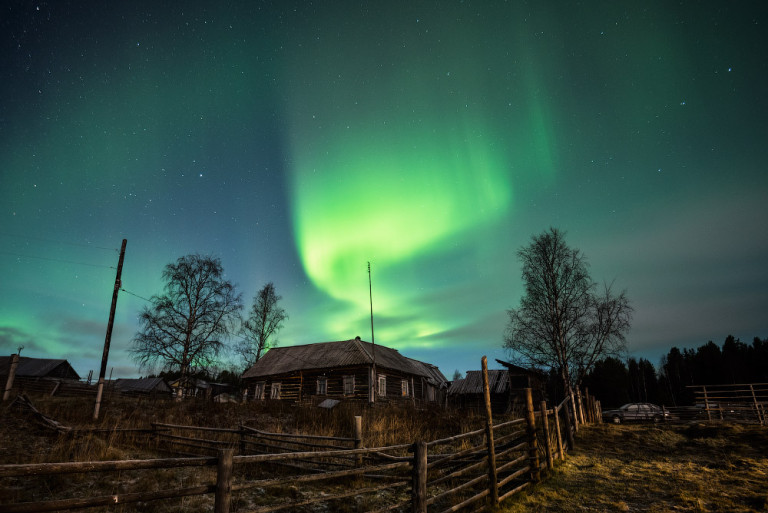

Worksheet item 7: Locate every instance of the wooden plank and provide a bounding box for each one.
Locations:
[241,425,356,442]
[152,422,240,433]
[435,488,489,513]
[0,456,215,478]
[231,461,409,492]
[498,480,531,503]
[426,472,488,507]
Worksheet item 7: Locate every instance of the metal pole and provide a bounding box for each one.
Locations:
[368,262,376,403]
[93,239,127,420]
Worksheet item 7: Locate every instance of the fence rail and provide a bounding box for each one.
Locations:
[1,359,599,513]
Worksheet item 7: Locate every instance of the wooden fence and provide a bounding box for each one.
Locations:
[658,383,768,425]
[1,363,600,512]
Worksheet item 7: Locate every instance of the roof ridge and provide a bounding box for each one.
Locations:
[352,338,374,363]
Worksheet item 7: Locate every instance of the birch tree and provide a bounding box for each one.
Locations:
[130,254,242,388]
[504,228,632,400]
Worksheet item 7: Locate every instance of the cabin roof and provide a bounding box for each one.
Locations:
[242,338,443,382]
[0,356,80,380]
[113,377,171,393]
[495,359,546,378]
[447,369,509,395]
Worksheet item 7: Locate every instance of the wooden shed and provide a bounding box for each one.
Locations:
[0,356,80,381]
[241,337,447,405]
[113,377,172,397]
[1,355,83,397]
[447,362,546,415]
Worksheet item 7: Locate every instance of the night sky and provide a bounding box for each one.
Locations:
[2,1,767,380]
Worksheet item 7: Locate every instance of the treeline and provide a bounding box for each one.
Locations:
[583,335,768,408]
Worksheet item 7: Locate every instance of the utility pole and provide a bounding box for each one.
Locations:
[93,239,127,420]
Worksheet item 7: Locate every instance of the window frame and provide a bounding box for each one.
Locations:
[343,375,355,396]
[401,379,409,397]
[253,381,266,400]
[377,374,387,397]
[316,376,328,396]
[270,382,282,399]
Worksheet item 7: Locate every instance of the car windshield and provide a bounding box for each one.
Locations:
[619,404,633,410]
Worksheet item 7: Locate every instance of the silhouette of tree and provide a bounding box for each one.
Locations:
[236,282,288,369]
[130,254,242,388]
[504,228,632,401]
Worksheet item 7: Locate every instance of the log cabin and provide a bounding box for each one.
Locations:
[241,336,447,405]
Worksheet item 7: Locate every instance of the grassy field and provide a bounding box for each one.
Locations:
[501,422,768,513]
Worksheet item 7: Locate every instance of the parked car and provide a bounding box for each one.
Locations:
[602,403,669,424]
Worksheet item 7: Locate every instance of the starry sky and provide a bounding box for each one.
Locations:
[2,1,767,380]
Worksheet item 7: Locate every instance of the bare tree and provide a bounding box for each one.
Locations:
[236,282,287,368]
[130,254,242,389]
[504,228,632,400]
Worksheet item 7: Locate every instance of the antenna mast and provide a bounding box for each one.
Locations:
[368,262,376,396]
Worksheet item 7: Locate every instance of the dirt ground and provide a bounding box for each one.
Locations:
[500,422,768,513]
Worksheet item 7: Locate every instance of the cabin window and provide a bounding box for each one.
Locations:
[401,379,409,397]
[270,382,281,399]
[343,375,355,396]
[427,385,435,402]
[378,375,387,396]
[253,382,266,400]
[317,377,327,395]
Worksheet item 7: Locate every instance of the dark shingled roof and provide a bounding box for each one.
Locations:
[113,377,171,394]
[447,369,509,395]
[0,356,80,380]
[242,338,440,381]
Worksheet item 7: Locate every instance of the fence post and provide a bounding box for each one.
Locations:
[354,415,363,467]
[703,386,712,422]
[576,389,585,425]
[238,426,246,456]
[540,401,554,469]
[524,388,540,482]
[215,448,234,513]
[552,404,564,459]
[412,441,427,513]
[563,401,575,450]
[481,356,499,504]
[3,353,20,401]
[749,385,764,425]
[569,389,579,433]
[584,388,591,423]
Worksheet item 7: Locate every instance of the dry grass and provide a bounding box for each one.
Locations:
[500,423,768,513]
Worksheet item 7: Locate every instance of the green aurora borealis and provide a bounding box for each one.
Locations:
[1,1,767,377]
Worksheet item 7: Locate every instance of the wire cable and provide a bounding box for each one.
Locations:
[0,231,118,252]
[0,251,116,270]
[120,288,153,303]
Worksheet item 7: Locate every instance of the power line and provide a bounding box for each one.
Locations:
[0,231,118,252]
[0,251,116,270]
[120,288,153,303]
